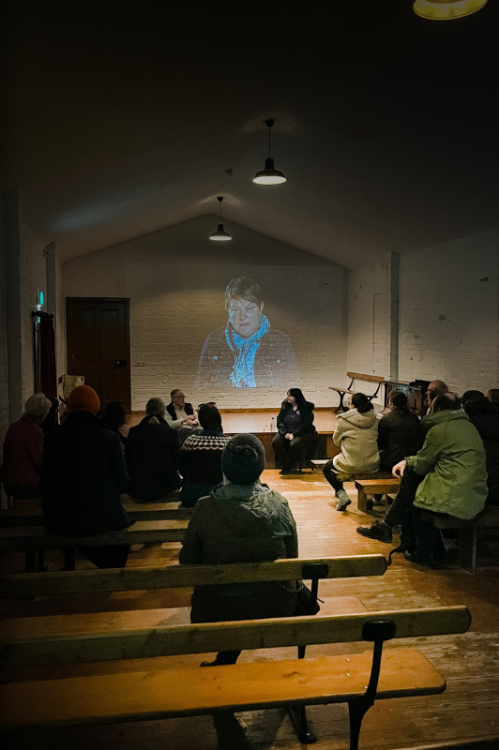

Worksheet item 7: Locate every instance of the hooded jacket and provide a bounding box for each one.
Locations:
[407,409,488,519]
[179,481,298,622]
[332,408,380,474]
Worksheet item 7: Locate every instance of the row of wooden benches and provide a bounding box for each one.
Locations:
[0,553,472,749]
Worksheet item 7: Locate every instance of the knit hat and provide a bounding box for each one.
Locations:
[221,433,265,485]
[67,385,101,415]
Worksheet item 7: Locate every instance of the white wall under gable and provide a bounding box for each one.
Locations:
[64,216,347,409]
[347,229,499,397]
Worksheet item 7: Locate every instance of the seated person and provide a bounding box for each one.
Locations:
[378,392,423,472]
[179,433,300,666]
[101,401,129,452]
[41,385,132,569]
[126,397,181,501]
[465,396,499,505]
[424,380,449,412]
[461,389,485,407]
[272,388,318,474]
[1,393,52,499]
[487,388,499,405]
[323,393,380,511]
[179,404,230,507]
[357,394,488,567]
[165,389,198,429]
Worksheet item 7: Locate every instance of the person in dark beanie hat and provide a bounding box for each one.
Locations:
[180,433,300,666]
[221,433,265,485]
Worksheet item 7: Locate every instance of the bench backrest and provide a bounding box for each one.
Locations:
[0,554,387,597]
[0,505,192,527]
[347,371,385,384]
[0,605,471,667]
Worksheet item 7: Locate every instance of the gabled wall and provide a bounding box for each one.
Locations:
[347,228,499,397]
[63,216,348,410]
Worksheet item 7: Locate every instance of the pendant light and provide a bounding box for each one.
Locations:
[413,0,487,20]
[209,196,232,241]
[253,119,287,185]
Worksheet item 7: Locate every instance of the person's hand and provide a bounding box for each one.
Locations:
[392,460,406,478]
[285,433,294,441]
[182,416,197,425]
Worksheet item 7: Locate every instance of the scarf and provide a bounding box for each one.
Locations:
[225,314,270,388]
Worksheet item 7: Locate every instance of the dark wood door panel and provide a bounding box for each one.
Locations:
[67,298,131,412]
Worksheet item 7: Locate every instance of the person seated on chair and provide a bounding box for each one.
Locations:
[126,397,181,501]
[179,433,301,666]
[40,397,60,437]
[1,393,52,500]
[165,389,198,429]
[272,388,318,475]
[323,392,380,511]
[423,379,448,413]
[179,404,230,507]
[487,388,499,405]
[378,392,423,472]
[41,385,132,569]
[357,393,488,567]
[465,395,499,506]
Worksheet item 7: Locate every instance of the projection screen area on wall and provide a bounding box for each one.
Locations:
[131,263,346,409]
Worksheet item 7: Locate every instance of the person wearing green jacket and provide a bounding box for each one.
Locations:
[358,393,488,566]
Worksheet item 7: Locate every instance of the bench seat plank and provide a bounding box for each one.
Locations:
[0,554,387,597]
[0,649,445,731]
[0,606,471,667]
[0,520,188,550]
[0,505,191,527]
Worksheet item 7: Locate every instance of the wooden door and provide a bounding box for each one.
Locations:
[66,298,131,411]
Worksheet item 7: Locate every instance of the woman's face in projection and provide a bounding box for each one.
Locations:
[228,297,263,338]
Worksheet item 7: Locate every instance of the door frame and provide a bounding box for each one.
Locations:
[66,297,131,412]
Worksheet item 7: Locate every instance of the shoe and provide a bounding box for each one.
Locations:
[279,468,291,475]
[335,490,352,511]
[290,468,302,474]
[200,659,219,667]
[357,520,393,543]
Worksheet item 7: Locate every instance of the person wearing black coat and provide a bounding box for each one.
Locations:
[41,385,132,569]
[465,396,499,505]
[125,397,181,501]
[378,391,424,471]
[272,389,318,474]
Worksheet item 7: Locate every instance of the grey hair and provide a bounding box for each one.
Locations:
[24,393,52,422]
[145,397,166,418]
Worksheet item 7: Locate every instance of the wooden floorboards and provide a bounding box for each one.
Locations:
[1,469,499,749]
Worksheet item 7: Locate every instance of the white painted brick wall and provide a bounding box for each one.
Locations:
[398,229,499,394]
[64,216,347,409]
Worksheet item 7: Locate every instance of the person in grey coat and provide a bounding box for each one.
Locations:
[179,433,299,665]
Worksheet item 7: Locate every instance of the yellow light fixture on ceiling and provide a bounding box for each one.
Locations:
[413,0,487,20]
[253,119,287,185]
[209,196,232,241]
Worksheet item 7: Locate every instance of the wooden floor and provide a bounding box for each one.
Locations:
[2,470,499,749]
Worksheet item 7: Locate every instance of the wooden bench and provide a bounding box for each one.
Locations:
[355,478,401,513]
[0,520,188,572]
[421,507,499,573]
[0,604,471,749]
[0,503,192,527]
[330,371,385,412]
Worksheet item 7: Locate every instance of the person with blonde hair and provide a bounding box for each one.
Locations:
[1,393,52,499]
[125,397,181,501]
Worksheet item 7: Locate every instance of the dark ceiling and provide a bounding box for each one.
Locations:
[1,1,498,269]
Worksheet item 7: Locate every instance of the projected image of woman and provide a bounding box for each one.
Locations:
[196,276,299,388]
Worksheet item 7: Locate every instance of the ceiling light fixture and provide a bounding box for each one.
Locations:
[413,0,487,20]
[253,119,287,185]
[209,196,232,241]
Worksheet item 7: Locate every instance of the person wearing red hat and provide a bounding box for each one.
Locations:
[41,385,132,568]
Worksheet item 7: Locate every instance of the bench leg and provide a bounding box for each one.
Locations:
[357,489,370,514]
[348,698,370,750]
[288,706,316,744]
[458,527,478,573]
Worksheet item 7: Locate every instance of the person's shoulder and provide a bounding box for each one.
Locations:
[266,328,291,344]
[303,400,315,410]
[203,327,226,344]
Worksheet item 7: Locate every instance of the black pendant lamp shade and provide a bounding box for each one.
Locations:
[209,196,232,241]
[253,119,287,185]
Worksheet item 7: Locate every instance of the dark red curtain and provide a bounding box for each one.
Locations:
[40,316,57,397]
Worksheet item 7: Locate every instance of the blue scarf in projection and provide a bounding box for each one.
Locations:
[226,314,270,388]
